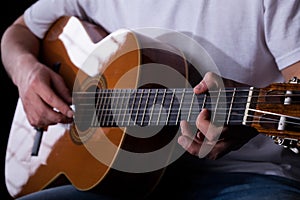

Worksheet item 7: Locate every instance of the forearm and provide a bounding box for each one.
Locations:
[281,61,300,82]
[1,17,41,87]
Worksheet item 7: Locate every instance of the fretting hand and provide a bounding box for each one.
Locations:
[178,72,258,159]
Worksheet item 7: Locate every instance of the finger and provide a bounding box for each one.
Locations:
[194,72,222,94]
[51,72,72,104]
[196,109,222,143]
[204,126,258,160]
[180,120,195,139]
[23,94,72,127]
[205,140,231,160]
[179,119,224,158]
[193,81,208,94]
[33,74,74,118]
[179,121,206,156]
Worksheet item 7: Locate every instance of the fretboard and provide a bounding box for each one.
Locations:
[73,87,257,128]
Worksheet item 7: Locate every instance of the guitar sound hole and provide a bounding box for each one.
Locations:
[74,85,99,132]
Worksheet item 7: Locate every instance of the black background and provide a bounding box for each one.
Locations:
[1,1,37,199]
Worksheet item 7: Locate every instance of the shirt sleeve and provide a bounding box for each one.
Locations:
[264,0,300,70]
[23,0,90,39]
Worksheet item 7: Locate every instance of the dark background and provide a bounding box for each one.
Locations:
[1,0,37,199]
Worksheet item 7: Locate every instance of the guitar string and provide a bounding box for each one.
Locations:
[73,93,300,100]
[72,88,300,127]
[73,87,300,95]
[73,95,300,105]
[73,108,300,127]
[73,93,300,103]
[73,113,300,131]
[74,102,300,119]
[74,101,299,111]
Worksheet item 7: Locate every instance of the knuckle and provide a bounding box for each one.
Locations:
[28,116,43,127]
[205,71,215,79]
[189,146,200,156]
[44,93,55,105]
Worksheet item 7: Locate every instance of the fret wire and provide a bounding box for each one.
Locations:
[133,89,144,126]
[116,89,125,125]
[141,89,151,126]
[109,89,117,126]
[176,89,186,124]
[91,88,100,127]
[90,98,98,127]
[243,87,255,125]
[107,90,113,126]
[166,89,176,125]
[187,92,196,122]
[157,89,167,125]
[211,89,221,123]
[226,88,236,124]
[201,93,207,110]
[127,90,135,126]
[96,90,104,126]
[149,89,158,125]
[117,89,124,125]
[103,90,111,126]
[96,90,106,126]
[121,90,131,126]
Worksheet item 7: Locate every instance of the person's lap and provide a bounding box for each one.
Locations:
[17,170,300,200]
[149,171,300,200]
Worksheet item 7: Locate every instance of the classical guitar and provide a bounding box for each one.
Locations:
[5,16,300,198]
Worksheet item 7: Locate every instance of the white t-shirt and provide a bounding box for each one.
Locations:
[24,0,300,181]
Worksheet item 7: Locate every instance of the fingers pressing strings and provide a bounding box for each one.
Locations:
[179,115,223,158]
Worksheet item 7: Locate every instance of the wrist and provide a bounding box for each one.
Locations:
[13,53,40,87]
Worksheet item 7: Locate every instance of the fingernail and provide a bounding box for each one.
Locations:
[194,82,204,93]
[178,137,188,148]
[67,110,74,118]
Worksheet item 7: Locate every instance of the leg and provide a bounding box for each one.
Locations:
[16,185,120,200]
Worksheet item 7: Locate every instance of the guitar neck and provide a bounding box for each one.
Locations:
[73,86,256,128]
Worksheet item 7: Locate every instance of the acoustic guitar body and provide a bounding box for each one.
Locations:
[5,16,200,198]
